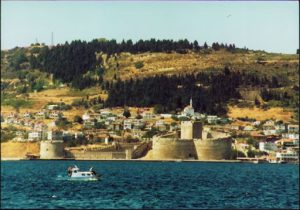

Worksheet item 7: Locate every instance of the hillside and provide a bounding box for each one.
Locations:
[1,39,299,120]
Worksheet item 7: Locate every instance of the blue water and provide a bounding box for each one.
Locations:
[1,161,299,209]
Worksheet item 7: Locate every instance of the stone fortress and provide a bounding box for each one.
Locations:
[152,120,232,160]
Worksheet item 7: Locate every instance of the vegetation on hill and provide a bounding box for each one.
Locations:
[105,68,286,116]
[1,38,299,118]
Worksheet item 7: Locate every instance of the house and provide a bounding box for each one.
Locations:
[142,112,154,120]
[207,115,218,124]
[263,129,277,136]
[252,121,261,126]
[82,112,91,121]
[264,120,275,127]
[47,121,56,128]
[108,122,123,131]
[47,104,59,110]
[107,116,117,121]
[160,114,172,118]
[275,124,286,133]
[84,119,96,128]
[287,125,299,133]
[28,131,43,141]
[100,109,112,117]
[35,111,48,119]
[123,119,133,130]
[23,112,32,119]
[155,120,165,127]
[282,133,299,140]
[276,149,299,162]
[49,111,62,119]
[275,139,297,148]
[259,141,278,152]
[243,125,254,131]
[34,123,47,132]
[132,119,145,129]
[131,129,146,139]
[227,125,240,131]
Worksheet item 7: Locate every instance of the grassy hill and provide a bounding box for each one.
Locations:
[1,41,299,121]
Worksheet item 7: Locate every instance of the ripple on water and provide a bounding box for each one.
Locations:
[1,161,299,209]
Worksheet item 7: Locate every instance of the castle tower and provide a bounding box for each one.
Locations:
[180,121,202,140]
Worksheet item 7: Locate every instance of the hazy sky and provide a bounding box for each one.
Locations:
[1,1,299,53]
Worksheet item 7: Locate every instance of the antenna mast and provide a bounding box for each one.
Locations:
[51,32,54,46]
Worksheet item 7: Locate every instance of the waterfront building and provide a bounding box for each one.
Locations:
[259,141,278,152]
[276,149,299,162]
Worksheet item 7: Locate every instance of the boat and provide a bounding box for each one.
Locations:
[67,165,101,180]
[252,159,259,164]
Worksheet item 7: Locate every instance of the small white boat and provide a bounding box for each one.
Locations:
[67,165,100,180]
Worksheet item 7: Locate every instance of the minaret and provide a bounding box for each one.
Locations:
[190,97,193,108]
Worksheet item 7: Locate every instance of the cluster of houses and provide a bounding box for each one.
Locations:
[1,99,299,163]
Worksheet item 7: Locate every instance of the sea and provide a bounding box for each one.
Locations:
[1,160,299,209]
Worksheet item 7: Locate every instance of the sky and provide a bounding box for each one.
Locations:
[1,1,299,54]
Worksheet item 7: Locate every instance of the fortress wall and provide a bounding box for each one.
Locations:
[1,142,40,159]
[65,150,126,160]
[40,141,64,159]
[194,138,232,160]
[152,137,197,160]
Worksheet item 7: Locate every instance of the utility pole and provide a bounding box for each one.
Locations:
[51,32,54,46]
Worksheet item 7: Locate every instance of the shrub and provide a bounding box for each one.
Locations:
[134,61,144,69]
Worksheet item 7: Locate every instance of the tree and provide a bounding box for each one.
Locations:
[134,61,144,69]
[74,115,83,124]
[203,42,208,49]
[123,108,131,118]
[136,114,143,119]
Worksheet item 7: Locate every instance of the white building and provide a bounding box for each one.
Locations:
[182,98,195,117]
[263,129,277,136]
[282,133,299,140]
[259,141,278,152]
[207,115,218,124]
[123,119,133,130]
[160,114,172,118]
[142,112,154,119]
[287,125,299,133]
[28,131,43,141]
[47,104,59,110]
[276,150,299,161]
[82,112,90,121]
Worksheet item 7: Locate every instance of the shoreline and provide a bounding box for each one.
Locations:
[0,158,298,164]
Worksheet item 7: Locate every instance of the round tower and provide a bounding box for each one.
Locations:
[40,140,64,159]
